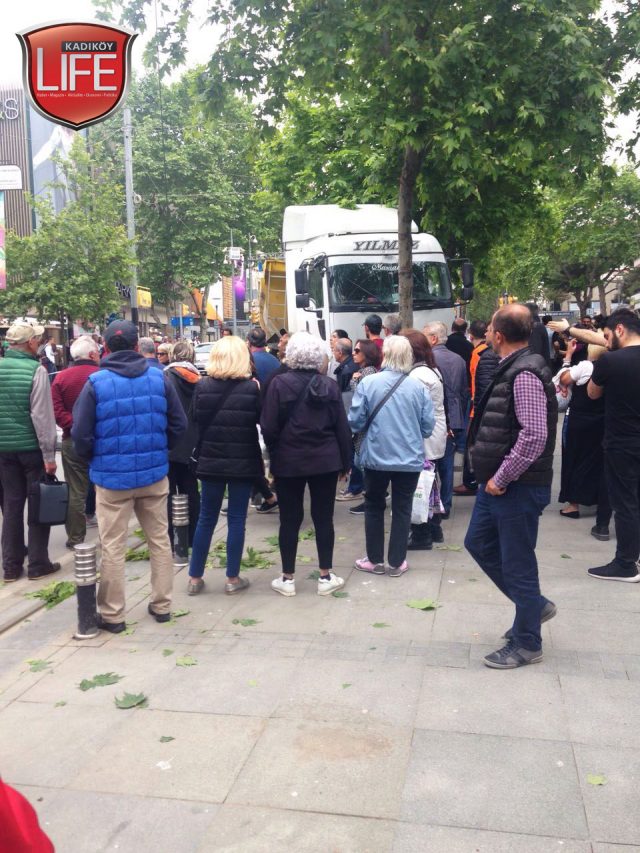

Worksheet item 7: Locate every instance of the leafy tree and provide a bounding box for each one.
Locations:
[1,137,130,333]
[98,0,639,326]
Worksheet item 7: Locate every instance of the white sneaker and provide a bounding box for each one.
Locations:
[317,573,345,596]
[271,576,296,596]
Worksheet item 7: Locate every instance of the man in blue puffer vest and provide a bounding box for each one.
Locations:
[72,320,187,632]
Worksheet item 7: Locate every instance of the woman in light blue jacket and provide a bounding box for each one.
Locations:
[348,335,435,576]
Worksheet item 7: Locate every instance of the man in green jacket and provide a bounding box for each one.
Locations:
[0,320,60,582]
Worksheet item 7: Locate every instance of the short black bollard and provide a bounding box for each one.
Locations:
[73,543,100,639]
[172,493,189,567]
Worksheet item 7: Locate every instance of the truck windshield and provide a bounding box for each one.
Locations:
[328,260,452,310]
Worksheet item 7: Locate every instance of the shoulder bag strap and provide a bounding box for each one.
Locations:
[193,381,239,457]
[363,373,408,433]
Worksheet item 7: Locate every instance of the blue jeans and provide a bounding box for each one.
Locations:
[348,450,364,495]
[464,482,551,651]
[189,479,252,579]
[436,429,465,513]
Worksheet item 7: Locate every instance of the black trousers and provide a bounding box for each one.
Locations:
[0,450,52,578]
[364,468,420,567]
[275,471,339,574]
[167,462,201,547]
[604,448,640,571]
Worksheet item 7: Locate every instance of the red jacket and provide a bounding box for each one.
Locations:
[51,360,99,440]
[0,781,54,852]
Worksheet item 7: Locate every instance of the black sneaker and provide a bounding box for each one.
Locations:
[255,500,279,514]
[28,563,61,581]
[588,561,640,582]
[590,525,610,542]
[96,614,127,634]
[349,503,366,516]
[3,570,24,583]
[430,523,444,544]
[407,536,433,551]
[148,603,172,622]
[503,600,556,640]
[484,640,543,669]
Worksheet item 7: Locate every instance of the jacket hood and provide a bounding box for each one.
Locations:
[101,350,153,379]
[306,373,332,406]
[168,362,200,383]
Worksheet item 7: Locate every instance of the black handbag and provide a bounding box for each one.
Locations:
[28,474,69,526]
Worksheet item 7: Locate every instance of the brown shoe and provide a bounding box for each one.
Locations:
[453,485,477,497]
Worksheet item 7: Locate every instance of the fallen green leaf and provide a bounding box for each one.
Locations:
[54,700,66,707]
[176,655,198,667]
[435,545,463,552]
[232,618,260,627]
[298,556,312,564]
[125,546,150,562]
[265,534,279,547]
[587,774,607,786]
[406,598,441,611]
[560,553,572,559]
[127,575,141,582]
[26,580,75,609]
[247,679,258,687]
[78,672,124,691]
[372,622,390,628]
[341,682,352,689]
[173,608,190,618]
[26,659,51,672]
[468,578,479,582]
[159,735,175,743]
[369,646,377,650]
[332,590,349,598]
[337,536,346,542]
[132,528,146,541]
[307,570,320,580]
[241,547,273,569]
[122,626,136,636]
[114,691,147,709]
[299,528,316,540]
[162,648,174,657]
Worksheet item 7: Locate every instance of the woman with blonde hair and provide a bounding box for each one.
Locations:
[187,335,262,595]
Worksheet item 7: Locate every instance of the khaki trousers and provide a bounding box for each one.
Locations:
[96,477,172,624]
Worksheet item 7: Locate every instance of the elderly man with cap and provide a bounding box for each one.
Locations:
[0,320,60,582]
[72,320,187,632]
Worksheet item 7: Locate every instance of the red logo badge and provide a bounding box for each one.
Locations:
[17,21,137,131]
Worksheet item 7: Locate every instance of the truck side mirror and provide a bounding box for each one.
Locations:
[462,261,474,289]
[295,268,308,294]
[296,293,310,309]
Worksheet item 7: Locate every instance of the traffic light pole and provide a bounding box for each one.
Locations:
[123,107,139,328]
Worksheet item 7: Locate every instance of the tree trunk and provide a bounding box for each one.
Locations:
[200,283,210,341]
[397,144,424,328]
[597,281,608,315]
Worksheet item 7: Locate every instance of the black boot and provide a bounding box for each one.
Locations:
[429,515,444,544]
[407,523,433,550]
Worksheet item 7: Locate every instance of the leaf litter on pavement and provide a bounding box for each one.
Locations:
[115,692,147,709]
[587,774,607,786]
[26,659,51,672]
[175,655,198,667]
[232,618,260,627]
[78,672,124,691]
[26,580,75,609]
[406,599,441,611]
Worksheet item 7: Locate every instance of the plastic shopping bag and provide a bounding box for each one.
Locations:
[411,468,436,525]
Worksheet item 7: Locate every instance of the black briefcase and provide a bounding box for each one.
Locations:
[28,475,69,526]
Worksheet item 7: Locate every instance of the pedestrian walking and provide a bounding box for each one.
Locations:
[187,335,263,596]
[138,337,163,370]
[72,320,187,632]
[164,340,201,549]
[51,335,100,549]
[349,335,434,576]
[261,332,352,597]
[0,321,61,582]
[465,304,558,669]
[586,308,640,581]
[446,317,474,385]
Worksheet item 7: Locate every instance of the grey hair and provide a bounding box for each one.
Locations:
[423,320,448,345]
[70,335,99,361]
[384,314,402,335]
[334,338,352,357]
[138,337,156,356]
[285,331,325,371]
[170,340,195,363]
[381,335,414,373]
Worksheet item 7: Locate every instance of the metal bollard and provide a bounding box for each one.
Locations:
[73,543,100,639]
[172,494,190,567]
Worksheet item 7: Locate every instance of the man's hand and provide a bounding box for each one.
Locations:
[44,461,57,476]
[485,478,506,496]
[565,338,578,358]
[548,319,569,333]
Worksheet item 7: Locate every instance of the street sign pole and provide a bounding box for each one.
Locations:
[123,107,138,328]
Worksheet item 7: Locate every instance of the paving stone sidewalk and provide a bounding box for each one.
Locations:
[0,461,639,852]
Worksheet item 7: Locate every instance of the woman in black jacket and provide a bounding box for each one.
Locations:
[187,336,262,595]
[261,332,352,598]
[164,341,201,549]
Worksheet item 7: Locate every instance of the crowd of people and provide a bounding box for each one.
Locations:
[0,301,639,670]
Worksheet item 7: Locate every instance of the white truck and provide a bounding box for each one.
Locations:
[258,203,472,344]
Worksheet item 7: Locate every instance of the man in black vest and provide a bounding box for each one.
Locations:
[465,304,558,669]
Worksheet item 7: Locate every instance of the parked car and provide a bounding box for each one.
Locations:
[194,342,214,375]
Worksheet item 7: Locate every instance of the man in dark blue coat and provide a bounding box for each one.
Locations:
[72,320,186,633]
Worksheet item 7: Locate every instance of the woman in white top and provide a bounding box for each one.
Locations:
[402,329,447,549]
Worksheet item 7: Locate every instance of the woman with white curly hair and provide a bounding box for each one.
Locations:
[261,331,352,597]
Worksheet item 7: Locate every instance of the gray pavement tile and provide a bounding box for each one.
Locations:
[147,651,300,716]
[401,730,587,838]
[337,565,443,601]
[273,656,424,727]
[532,571,640,613]
[561,675,640,749]
[574,743,640,845]
[592,846,640,852]
[197,804,395,853]
[0,701,119,787]
[227,717,413,819]
[14,785,218,853]
[215,592,335,634]
[430,601,515,645]
[549,609,640,654]
[71,709,264,803]
[323,597,437,642]
[415,667,569,741]
[417,641,471,669]
[392,823,591,852]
